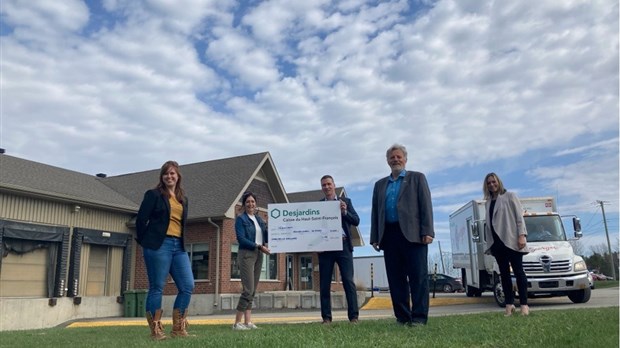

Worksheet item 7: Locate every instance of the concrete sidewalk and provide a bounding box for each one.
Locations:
[66,294,492,328]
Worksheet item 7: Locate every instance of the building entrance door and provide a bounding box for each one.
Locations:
[299,255,313,290]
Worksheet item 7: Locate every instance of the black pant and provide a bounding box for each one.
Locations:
[382,222,429,324]
[492,243,528,306]
[318,239,359,321]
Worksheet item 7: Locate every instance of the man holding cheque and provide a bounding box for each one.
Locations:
[317,175,360,324]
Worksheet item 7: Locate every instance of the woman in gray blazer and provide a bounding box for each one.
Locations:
[483,172,530,316]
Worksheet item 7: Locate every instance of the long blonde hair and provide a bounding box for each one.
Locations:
[482,172,506,199]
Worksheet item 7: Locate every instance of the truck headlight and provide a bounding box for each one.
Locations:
[574,260,587,272]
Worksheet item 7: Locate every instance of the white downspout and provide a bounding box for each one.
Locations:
[208,218,220,308]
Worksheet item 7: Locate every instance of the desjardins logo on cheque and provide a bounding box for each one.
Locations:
[271,208,320,219]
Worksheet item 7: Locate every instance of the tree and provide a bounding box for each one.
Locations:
[584,248,619,279]
[428,251,458,277]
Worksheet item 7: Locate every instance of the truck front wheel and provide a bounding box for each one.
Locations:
[568,287,591,303]
[493,281,506,307]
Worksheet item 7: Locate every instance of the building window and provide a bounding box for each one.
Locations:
[231,244,240,279]
[188,243,209,280]
[262,253,278,280]
[230,244,278,280]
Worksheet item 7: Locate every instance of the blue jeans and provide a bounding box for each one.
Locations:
[143,237,194,314]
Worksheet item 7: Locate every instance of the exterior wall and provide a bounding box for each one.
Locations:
[0,192,135,330]
[0,193,133,233]
[0,297,123,331]
[132,214,287,297]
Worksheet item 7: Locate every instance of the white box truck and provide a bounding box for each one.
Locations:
[449,197,590,307]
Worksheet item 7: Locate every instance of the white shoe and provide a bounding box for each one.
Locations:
[232,322,249,330]
[245,322,258,329]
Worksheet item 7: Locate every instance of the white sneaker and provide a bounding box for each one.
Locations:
[245,322,258,329]
[232,322,249,330]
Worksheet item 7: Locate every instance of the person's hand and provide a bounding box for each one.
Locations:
[422,235,433,244]
[518,235,526,249]
[339,199,347,214]
[259,245,271,255]
[372,243,381,252]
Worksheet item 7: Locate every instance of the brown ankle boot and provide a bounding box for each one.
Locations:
[171,308,193,337]
[146,309,167,340]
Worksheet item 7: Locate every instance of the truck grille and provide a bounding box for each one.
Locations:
[523,256,571,273]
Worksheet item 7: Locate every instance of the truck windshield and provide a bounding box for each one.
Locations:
[524,215,567,242]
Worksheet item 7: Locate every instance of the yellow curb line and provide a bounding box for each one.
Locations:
[66,296,492,328]
[361,296,494,310]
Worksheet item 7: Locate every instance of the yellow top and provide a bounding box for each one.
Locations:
[166,196,183,238]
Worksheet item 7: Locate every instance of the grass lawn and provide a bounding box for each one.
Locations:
[594,280,619,289]
[2,306,617,348]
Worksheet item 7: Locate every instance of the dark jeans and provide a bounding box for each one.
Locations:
[492,243,528,306]
[143,237,195,314]
[382,222,429,324]
[318,240,359,321]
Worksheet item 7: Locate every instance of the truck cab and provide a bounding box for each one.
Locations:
[450,197,591,307]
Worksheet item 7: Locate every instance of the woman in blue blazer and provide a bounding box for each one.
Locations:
[136,161,195,339]
[232,191,270,330]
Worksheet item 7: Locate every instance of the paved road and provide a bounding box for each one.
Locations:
[67,287,618,328]
[427,286,619,317]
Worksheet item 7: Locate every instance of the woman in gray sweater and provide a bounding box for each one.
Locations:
[483,173,530,316]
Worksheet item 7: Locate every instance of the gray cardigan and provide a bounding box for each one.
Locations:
[484,191,528,254]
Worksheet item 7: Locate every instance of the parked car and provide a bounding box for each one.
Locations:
[428,273,464,293]
[588,272,595,289]
[590,272,613,281]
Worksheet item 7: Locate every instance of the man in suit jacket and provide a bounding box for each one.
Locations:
[370,144,435,325]
[318,175,360,324]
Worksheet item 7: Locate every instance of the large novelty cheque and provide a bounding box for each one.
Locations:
[268,201,342,253]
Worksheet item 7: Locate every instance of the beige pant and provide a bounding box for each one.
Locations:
[236,248,263,311]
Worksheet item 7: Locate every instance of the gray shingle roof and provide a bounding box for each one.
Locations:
[288,188,344,202]
[1,152,287,220]
[101,152,272,219]
[0,154,138,210]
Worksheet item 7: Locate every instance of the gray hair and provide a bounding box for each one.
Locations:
[386,143,408,160]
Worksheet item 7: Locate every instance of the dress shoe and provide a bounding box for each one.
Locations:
[520,305,530,316]
[504,304,516,316]
[349,318,359,324]
[321,319,332,324]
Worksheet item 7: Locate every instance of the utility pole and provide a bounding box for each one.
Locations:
[597,200,617,281]
[438,240,446,274]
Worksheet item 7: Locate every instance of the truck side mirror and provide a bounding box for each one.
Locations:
[573,217,582,238]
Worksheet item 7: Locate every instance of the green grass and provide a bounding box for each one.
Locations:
[2,307,617,348]
[594,280,619,289]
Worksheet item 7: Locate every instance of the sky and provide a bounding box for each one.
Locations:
[1,0,618,262]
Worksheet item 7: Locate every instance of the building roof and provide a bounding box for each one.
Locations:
[0,152,288,220]
[287,187,344,203]
[0,154,138,211]
[101,152,287,220]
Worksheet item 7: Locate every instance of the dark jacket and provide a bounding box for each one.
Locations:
[370,170,434,247]
[235,212,268,251]
[320,197,360,252]
[136,189,188,250]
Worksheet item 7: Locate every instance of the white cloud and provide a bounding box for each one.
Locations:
[0,0,617,219]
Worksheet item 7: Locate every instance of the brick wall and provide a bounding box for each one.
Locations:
[132,209,287,295]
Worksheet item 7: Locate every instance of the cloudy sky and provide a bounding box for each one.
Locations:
[1,0,618,259]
